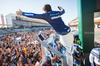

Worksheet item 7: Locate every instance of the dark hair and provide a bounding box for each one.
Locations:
[43,4,52,12]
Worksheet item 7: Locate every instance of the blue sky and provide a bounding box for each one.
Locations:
[0,0,77,25]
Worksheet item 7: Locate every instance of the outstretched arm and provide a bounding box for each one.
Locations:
[16,9,47,20]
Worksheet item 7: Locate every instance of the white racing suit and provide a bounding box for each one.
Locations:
[60,32,74,66]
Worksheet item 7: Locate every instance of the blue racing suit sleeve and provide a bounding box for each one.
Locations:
[22,12,47,20]
[22,12,34,17]
[56,8,65,15]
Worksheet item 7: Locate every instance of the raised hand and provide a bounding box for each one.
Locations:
[58,6,62,10]
[16,9,23,16]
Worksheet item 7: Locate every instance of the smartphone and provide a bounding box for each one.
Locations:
[38,34,44,41]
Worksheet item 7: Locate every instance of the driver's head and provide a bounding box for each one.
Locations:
[43,4,52,12]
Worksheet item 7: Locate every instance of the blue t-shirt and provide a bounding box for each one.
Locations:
[22,9,70,35]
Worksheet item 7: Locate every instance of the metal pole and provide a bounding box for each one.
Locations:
[41,41,67,66]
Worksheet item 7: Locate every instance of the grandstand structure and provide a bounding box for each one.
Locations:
[5,13,50,28]
[0,13,51,34]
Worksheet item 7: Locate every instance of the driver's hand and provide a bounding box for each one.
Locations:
[58,6,62,10]
[16,9,23,16]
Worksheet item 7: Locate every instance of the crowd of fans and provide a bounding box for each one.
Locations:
[0,29,85,66]
[0,29,63,66]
